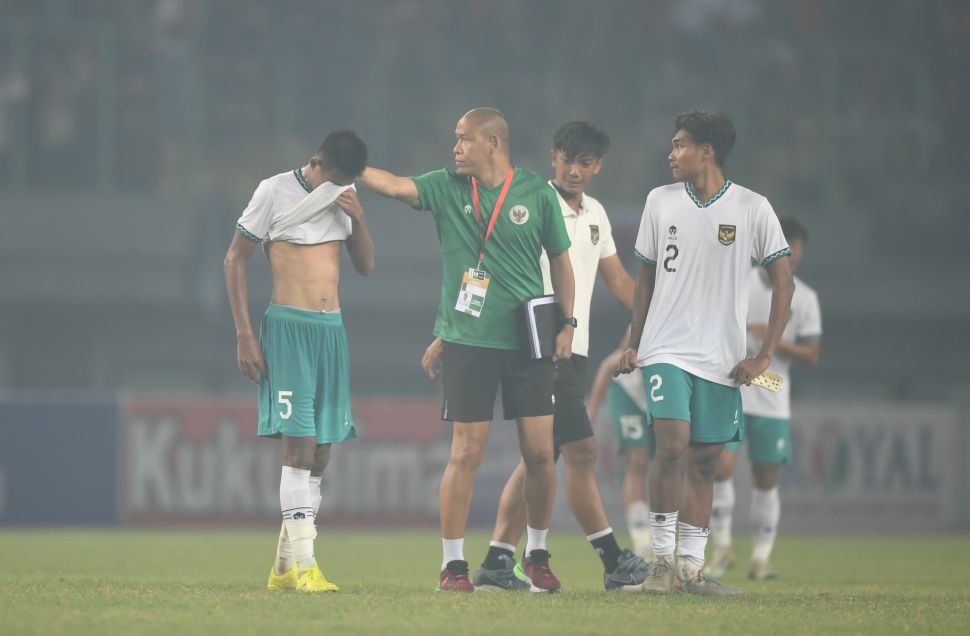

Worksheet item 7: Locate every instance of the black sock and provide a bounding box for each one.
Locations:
[483,544,514,570]
[591,532,622,573]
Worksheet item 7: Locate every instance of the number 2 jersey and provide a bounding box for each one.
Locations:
[633,180,790,387]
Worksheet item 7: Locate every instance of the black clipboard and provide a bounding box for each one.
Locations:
[519,295,564,359]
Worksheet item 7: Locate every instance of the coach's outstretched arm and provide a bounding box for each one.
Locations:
[548,250,576,361]
[358,166,420,208]
[732,257,795,384]
[617,262,656,375]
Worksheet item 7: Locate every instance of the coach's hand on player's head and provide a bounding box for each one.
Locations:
[336,189,364,222]
[731,354,770,386]
[236,333,268,384]
[615,348,639,376]
[422,338,443,379]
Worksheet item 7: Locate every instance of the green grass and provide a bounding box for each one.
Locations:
[1,530,968,636]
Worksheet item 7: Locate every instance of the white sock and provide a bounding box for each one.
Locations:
[274,523,294,573]
[525,526,548,556]
[625,501,653,555]
[280,466,316,570]
[750,486,780,562]
[710,479,735,549]
[275,474,322,573]
[651,510,678,559]
[675,521,710,580]
[310,474,323,516]
[442,538,464,570]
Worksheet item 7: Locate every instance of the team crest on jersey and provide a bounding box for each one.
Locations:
[463,204,472,215]
[718,224,736,246]
[509,205,529,225]
[589,225,600,245]
[668,225,677,238]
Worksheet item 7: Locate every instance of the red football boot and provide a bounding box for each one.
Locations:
[521,550,561,593]
[438,560,474,592]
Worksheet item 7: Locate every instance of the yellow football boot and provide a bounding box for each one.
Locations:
[267,565,298,591]
[297,565,339,592]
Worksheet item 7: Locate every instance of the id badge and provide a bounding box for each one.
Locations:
[454,268,490,318]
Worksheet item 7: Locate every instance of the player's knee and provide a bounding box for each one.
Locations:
[690,451,722,482]
[450,441,486,472]
[752,463,781,489]
[693,460,718,482]
[655,437,688,464]
[563,438,597,473]
[521,445,554,472]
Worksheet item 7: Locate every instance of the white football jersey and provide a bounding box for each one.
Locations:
[633,180,790,387]
[236,169,354,245]
[540,184,617,357]
[741,270,821,419]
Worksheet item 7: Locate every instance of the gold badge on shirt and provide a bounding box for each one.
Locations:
[718,224,736,246]
[589,225,599,245]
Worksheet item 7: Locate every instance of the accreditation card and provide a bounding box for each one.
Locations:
[454,268,490,318]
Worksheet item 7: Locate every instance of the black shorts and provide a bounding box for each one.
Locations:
[552,355,594,447]
[440,341,555,422]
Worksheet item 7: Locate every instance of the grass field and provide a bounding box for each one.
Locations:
[1,530,968,636]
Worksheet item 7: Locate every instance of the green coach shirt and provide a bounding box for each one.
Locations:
[412,167,571,350]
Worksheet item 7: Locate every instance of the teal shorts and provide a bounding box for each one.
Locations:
[607,383,656,456]
[257,304,357,445]
[724,415,790,464]
[641,363,743,444]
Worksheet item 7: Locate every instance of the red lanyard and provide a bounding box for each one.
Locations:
[470,165,514,267]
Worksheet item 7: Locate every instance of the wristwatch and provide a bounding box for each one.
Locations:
[561,316,578,328]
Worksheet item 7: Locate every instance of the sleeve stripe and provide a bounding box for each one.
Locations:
[634,248,656,265]
[761,247,791,268]
[236,223,262,243]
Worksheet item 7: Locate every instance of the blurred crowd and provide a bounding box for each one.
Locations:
[0,0,967,214]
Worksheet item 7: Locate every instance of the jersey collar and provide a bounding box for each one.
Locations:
[684,179,731,208]
[293,168,313,193]
[549,180,586,216]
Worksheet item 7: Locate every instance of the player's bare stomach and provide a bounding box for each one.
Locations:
[266,241,342,312]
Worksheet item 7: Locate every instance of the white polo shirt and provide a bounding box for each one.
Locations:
[539,182,617,357]
[741,269,822,419]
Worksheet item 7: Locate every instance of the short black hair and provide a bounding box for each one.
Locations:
[673,110,736,167]
[779,217,808,243]
[317,130,367,179]
[553,121,610,161]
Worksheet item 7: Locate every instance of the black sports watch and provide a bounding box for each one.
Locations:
[561,316,578,328]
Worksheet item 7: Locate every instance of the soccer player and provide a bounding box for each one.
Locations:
[587,334,655,561]
[359,108,576,592]
[423,121,648,591]
[705,218,821,581]
[617,110,795,596]
[223,130,373,592]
